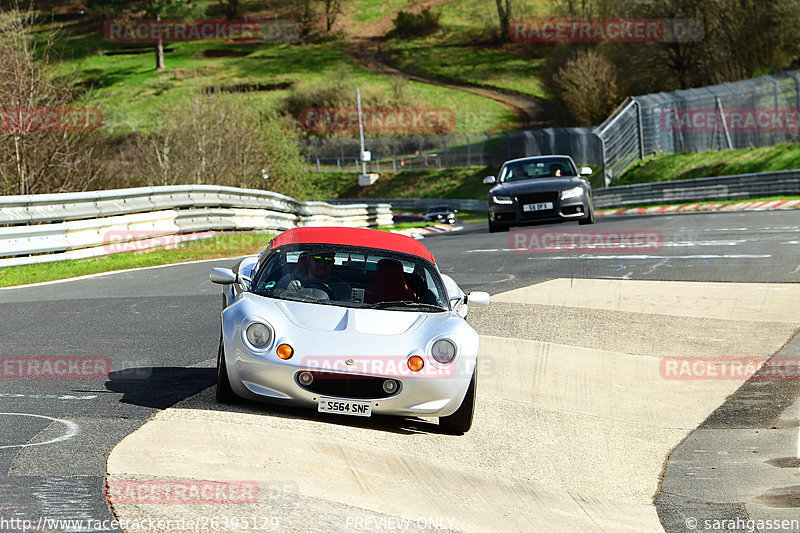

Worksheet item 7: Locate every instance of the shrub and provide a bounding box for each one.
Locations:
[392,8,441,38]
[553,49,622,126]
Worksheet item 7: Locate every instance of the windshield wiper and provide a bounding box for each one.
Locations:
[367,300,445,312]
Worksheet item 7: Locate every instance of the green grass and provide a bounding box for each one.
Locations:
[0,232,276,288]
[308,167,498,200]
[344,0,411,24]
[382,0,553,102]
[46,17,512,133]
[616,143,800,186]
[600,195,800,211]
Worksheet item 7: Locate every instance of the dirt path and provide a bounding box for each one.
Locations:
[343,2,556,130]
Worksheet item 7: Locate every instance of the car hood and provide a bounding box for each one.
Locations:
[228,294,433,336]
[275,299,428,335]
[491,177,584,195]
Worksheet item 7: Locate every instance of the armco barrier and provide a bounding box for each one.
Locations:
[0,185,392,267]
[329,170,800,213]
[592,169,800,208]
[327,198,488,213]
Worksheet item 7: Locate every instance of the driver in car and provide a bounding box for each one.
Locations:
[284,252,351,300]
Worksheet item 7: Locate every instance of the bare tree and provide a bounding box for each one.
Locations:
[495,0,511,41]
[553,49,621,125]
[323,0,342,33]
[136,93,314,198]
[0,7,104,195]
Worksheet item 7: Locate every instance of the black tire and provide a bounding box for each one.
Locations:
[439,369,477,435]
[578,206,595,225]
[488,220,508,233]
[216,333,238,403]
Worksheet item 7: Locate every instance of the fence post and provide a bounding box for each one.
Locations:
[635,98,644,159]
[313,138,321,171]
[464,133,471,167]
[441,136,447,168]
[595,132,608,188]
[338,138,344,170]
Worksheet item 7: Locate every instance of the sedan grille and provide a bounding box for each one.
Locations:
[296,371,401,399]
[516,192,558,219]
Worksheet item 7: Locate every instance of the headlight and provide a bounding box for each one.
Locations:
[431,339,457,364]
[560,186,584,200]
[245,322,273,349]
[491,195,513,205]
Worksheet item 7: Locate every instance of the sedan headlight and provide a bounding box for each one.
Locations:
[491,195,514,205]
[560,186,584,200]
[245,322,273,349]
[431,339,457,364]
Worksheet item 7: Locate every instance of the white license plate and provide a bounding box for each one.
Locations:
[318,397,372,417]
[523,202,553,212]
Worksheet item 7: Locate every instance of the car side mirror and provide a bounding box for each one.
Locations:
[483,176,496,185]
[210,267,237,285]
[466,291,490,306]
[580,167,593,176]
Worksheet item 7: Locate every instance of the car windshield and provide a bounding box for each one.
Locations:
[428,207,449,213]
[251,244,448,312]
[499,158,577,183]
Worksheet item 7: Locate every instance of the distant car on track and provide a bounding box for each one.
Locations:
[484,155,595,232]
[423,205,457,224]
[210,227,490,434]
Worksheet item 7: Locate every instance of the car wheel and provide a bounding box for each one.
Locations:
[578,206,595,225]
[216,332,238,403]
[439,369,476,435]
[488,220,508,233]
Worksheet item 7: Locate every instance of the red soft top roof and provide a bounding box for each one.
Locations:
[269,227,436,264]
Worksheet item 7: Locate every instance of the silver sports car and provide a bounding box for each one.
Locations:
[210,227,489,434]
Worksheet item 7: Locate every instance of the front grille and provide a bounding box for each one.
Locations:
[296,371,400,399]
[516,192,558,219]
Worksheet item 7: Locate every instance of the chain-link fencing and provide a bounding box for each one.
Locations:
[596,69,800,185]
[299,128,602,172]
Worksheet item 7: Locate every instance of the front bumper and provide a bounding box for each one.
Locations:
[227,349,474,417]
[489,194,589,226]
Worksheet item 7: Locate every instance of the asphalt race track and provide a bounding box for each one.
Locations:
[1,209,799,532]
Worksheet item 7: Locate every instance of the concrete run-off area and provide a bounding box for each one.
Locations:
[105,278,800,532]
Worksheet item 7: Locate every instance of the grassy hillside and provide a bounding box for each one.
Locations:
[383,0,553,101]
[616,143,800,186]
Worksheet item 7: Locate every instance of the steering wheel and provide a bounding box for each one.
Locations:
[300,279,335,299]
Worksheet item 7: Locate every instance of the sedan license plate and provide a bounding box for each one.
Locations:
[318,397,372,417]
[523,202,553,212]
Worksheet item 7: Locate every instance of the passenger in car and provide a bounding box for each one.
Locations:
[364,259,417,304]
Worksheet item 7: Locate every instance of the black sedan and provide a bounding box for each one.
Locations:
[484,155,595,232]
[423,205,457,224]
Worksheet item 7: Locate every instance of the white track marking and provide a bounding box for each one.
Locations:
[0,413,79,449]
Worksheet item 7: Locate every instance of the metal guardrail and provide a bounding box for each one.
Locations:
[592,169,800,208]
[326,170,800,213]
[326,198,487,213]
[0,185,393,267]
